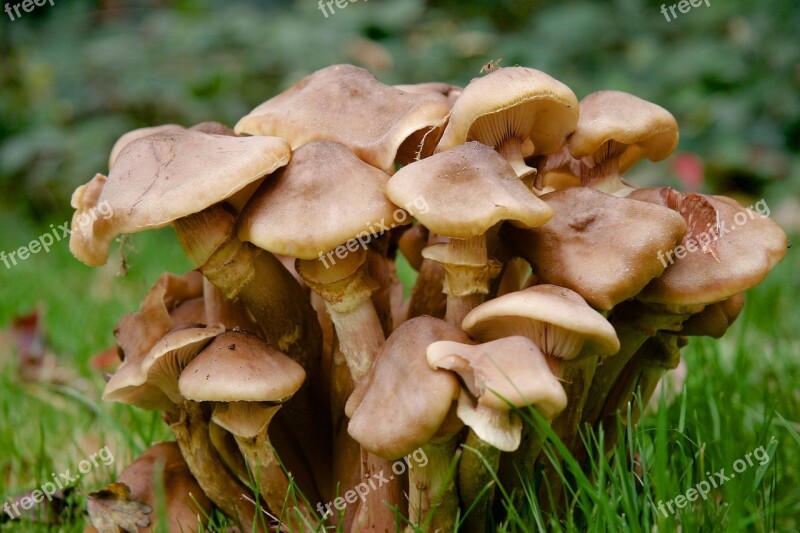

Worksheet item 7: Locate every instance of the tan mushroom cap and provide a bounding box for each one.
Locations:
[568,91,679,173]
[462,285,620,360]
[387,142,553,238]
[116,442,213,532]
[436,67,578,156]
[104,323,225,410]
[631,189,788,306]
[235,64,451,173]
[678,293,745,338]
[394,82,462,106]
[347,317,471,460]
[238,141,408,259]
[179,331,306,404]
[426,336,567,417]
[69,130,291,266]
[505,187,688,310]
[108,124,184,169]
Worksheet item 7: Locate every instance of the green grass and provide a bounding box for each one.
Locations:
[0,208,797,531]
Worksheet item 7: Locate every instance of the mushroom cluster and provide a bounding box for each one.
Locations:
[70,64,788,531]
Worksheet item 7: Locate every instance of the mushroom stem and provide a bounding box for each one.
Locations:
[425,234,501,327]
[497,136,536,180]
[174,205,332,501]
[326,297,385,383]
[535,357,600,513]
[578,150,634,196]
[170,402,265,531]
[579,322,653,431]
[602,334,683,452]
[353,450,406,532]
[298,251,403,529]
[459,429,501,533]
[406,437,460,533]
[445,294,485,328]
[233,419,318,532]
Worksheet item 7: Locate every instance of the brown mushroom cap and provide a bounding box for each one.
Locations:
[235,64,451,173]
[426,336,567,417]
[179,331,306,404]
[630,189,788,306]
[436,67,578,156]
[238,141,407,259]
[114,271,205,374]
[70,130,291,266]
[678,293,745,338]
[387,142,552,238]
[462,285,620,360]
[568,90,679,173]
[346,316,472,460]
[104,323,225,410]
[505,187,688,310]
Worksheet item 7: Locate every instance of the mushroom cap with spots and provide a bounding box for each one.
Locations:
[238,141,408,259]
[462,285,620,361]
[235,64,451,173]
[427,336,566,451]
[386,142,553,239]
[568,90,679,174]
[505,187,688,310]
[70,130,291,266]
[436,67,578,157]
[630,188,788,307]
[346,316,472,460]
[179,331,306,404]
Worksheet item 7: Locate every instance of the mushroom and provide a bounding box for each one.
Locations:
[85,442,213,533]
[102,322,268,529]
[347,316,472,533]
[427,335,567,533]
[436,67,579,182]
[387,142,552,325]
[69,129,331,501]
[235,64,451,173]
[460,285,619,496]
[559,90,679,195]
[587,189,787,444]
[237,140,407,531]
[179,331,318,532]
[504,187,687,311]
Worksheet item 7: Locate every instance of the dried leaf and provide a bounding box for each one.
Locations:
[8,310,74,384]
[87,482,152,533]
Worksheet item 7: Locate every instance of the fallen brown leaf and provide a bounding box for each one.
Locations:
[87,482,152,533]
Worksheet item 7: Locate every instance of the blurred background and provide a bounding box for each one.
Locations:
[2,0,799,220]
[0,0,798,528]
